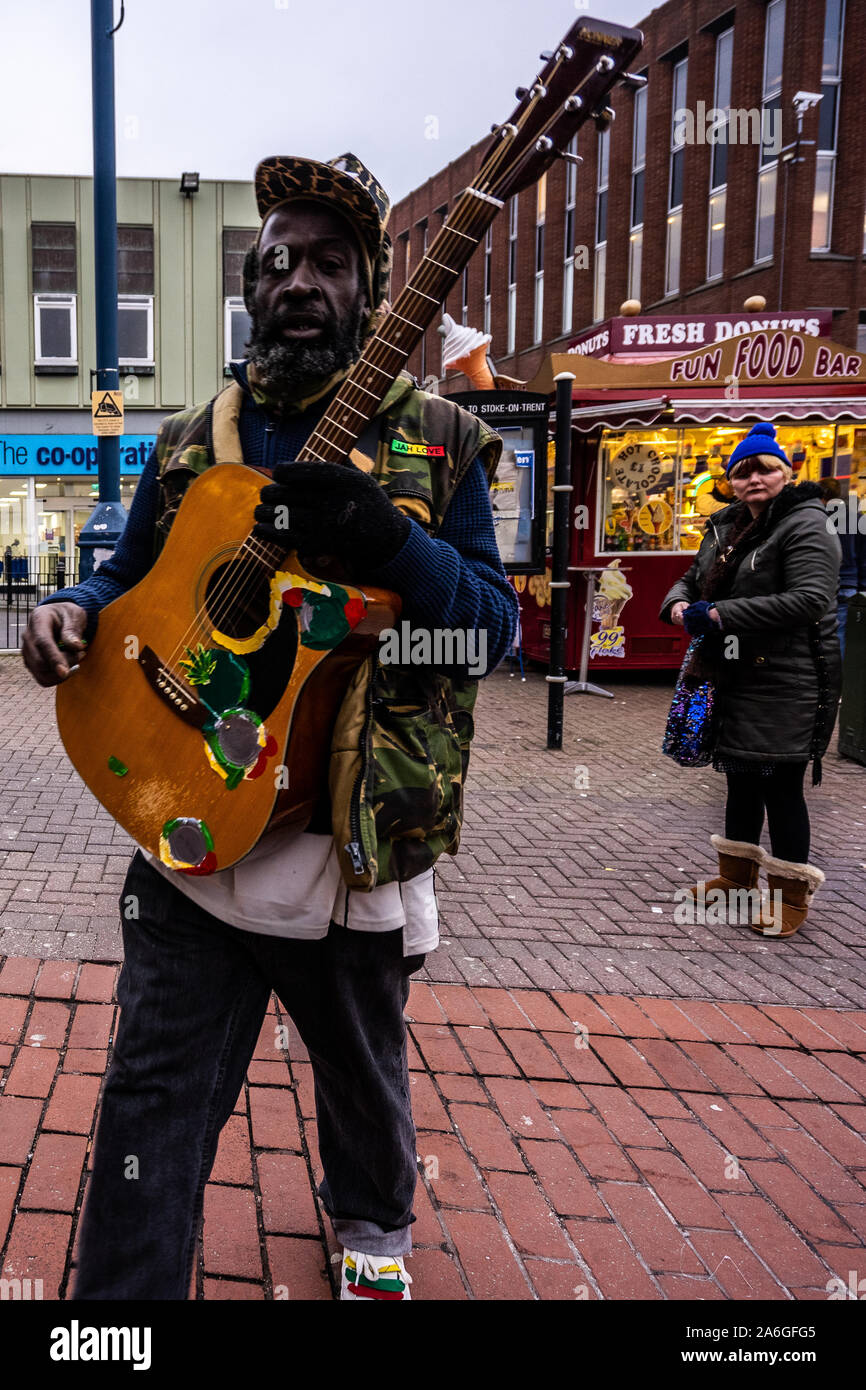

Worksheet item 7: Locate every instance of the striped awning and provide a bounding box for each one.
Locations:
[568,394,866,433]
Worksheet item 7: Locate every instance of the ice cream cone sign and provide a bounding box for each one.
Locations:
[441,313,496,391]
[590,560,634,660]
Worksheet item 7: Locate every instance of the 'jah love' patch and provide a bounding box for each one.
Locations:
[389,439,446,458]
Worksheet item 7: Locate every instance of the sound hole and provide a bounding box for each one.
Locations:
[204,560,271,640]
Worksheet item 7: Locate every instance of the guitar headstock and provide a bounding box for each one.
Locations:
[479,16,645,202]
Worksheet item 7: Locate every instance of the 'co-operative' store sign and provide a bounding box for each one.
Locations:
[0,436,155,475]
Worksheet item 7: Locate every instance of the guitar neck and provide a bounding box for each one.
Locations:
[299,188,499,466]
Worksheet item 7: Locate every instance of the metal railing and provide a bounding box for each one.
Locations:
[0,556,80,651]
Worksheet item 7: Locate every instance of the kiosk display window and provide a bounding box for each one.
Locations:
[599,423,841,554]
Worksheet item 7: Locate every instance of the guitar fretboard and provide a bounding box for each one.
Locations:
[298,192,499,465]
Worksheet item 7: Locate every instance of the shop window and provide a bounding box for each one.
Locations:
[34,294,77,365]
[857,311,866,353]
[598,424,840,555]
[224,297,252,366]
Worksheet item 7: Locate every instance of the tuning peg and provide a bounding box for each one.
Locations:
[556,151,584,167]
[515,86,529,99]
[539,50,553,61]
[595,55,615,73]
[592,105,616,132]
[618,71,648,90]
[564,94,584,113]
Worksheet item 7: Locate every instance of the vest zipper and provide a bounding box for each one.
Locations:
[345,669,375,876]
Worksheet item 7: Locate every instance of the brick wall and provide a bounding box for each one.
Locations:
[390,0,866,384]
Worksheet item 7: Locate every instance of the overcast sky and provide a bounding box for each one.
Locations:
[0,0,648,203]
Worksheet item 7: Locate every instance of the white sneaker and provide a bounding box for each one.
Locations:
[340,1249,413,1301]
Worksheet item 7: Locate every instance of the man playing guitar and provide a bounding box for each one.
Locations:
[21,152,517,1301]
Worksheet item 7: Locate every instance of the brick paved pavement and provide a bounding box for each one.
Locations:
[1,963,865,1301]
[1,656,863,1007]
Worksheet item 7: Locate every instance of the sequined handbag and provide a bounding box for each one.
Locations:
[662,637,719,768]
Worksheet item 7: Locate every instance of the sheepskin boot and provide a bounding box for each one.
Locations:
[751,856,825,939]
[688,836,765,925]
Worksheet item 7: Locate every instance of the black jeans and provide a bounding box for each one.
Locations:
[72,850,425,1300]
[725,761,810,862]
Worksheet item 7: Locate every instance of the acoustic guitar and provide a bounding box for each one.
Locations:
[55,15,644,875]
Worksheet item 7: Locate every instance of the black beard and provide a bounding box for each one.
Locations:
[246,296,367,411]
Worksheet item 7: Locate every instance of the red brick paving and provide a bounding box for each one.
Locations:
[1,961,866,1300]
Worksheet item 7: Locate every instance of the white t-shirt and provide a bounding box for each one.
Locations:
[142,826,439,957]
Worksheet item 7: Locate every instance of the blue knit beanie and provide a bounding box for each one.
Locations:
[725,422,791,477]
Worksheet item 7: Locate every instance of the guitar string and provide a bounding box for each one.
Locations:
[161,43,618,679]
[162,43,610,675]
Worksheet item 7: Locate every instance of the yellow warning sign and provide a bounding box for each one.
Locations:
[91,390,124,436]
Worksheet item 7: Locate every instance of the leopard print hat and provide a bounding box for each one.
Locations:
[252,152,393,310]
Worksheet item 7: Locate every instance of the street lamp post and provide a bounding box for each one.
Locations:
[78,0,127,580]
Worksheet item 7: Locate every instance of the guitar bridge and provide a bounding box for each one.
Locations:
[139,646,209,729]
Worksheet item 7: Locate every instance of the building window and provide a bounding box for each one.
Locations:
[118,297,153,365]
[223,229,255,367]
[223,228,254,296]
[224,297,251,365]
[117,226,154,366]
[629,86,647,302]
[755,0,785,264]
[507,197,518,354]
[562,135,578,334]
[31,222,76,293]
[811,0,845,252]
[32,223,77,365]
[418,220,429,378]
[707,28,733,281]
[483,226,493,337]
[534,175,546,344]
[858,311,866,353]
[666,56,688,296]
[594,127,609,323]
[34,294,77,364]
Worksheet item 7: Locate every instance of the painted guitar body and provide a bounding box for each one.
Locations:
[55,462,399,875]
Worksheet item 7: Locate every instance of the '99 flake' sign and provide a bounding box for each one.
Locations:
[611,442,667,491]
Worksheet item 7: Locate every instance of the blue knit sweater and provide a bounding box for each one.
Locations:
[40,362,518,675]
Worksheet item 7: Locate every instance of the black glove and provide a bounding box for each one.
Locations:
[253,461,412,571]
[254,458,414,572]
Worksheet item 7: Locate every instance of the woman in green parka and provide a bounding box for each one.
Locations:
[660,422,842,939]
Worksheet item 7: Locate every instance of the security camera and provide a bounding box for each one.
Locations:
[792,91,823,117]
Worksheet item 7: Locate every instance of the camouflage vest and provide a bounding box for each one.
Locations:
[150,371,503,889]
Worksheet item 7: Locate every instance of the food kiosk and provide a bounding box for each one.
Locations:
[517,313,866,673]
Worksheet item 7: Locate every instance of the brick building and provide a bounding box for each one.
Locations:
[390,0,866,390]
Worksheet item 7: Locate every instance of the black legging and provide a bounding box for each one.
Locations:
[725,761,810,862]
